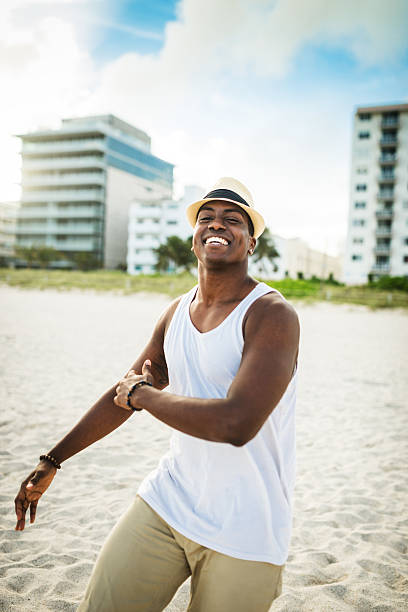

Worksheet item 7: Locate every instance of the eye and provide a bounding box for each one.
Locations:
[226,217,240,223]
[198,216,211,222]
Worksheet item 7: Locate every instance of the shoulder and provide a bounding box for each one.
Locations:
[163,296,183,336]
[243,289,299,339]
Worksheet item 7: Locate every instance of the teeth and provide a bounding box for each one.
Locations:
[205,237,228,245]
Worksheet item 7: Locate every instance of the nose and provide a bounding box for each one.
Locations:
[208,215,226,231]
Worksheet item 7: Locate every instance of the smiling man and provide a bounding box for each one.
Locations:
[15,178,299,612]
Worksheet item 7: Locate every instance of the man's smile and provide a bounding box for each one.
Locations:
[203,236,230,246]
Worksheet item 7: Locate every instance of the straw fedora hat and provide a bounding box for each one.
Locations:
[186,177,265,239]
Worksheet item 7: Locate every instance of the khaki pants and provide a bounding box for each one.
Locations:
[78,496,283,612]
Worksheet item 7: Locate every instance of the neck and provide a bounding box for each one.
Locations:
[196,261,255,304]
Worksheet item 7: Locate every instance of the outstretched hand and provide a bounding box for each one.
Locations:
[114,359,154,410]
[14,461,57,530]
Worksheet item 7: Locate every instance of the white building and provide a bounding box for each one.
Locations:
[0,201,19,265]
[250,235,342,281]
[344,103,408,284]
[16,115,173,269]
[127,185,203,274]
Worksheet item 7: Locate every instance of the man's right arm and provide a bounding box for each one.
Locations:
[14,297,180,530]
[41,296,180,464]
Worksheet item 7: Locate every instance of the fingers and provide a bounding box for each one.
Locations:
[142,359,152,375]
[14,496,28,531]
[30,500,38,524]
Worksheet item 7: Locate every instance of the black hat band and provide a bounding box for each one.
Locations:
[204,189,249,207]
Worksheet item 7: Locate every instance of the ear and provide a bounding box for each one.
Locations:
[248,237,256,254]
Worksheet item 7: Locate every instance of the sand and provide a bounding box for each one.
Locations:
[0,286,407,611]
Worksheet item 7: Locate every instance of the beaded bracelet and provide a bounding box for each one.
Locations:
[127,380,153,411]
[39,454,61,470]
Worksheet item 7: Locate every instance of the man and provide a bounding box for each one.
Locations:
[15,177,299,612]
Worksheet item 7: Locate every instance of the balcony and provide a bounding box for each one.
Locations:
[374,244,391,255]
[18,205,103,219]
[131,237,160,249]
[378,174,395,184]
[22,157,106,171]
[16,223,101,235]
[381,119,399,129]
[377,192,394,201]
[17,237,99,251]
[379,155,396,165]
[130,221,161,233]
[22,139,107,155]
[21,188,104,203]
[371,263,390,274]
[375,209,394,219]
[375,227,392,237]
[129,207,161,220]
[22,173,106,188]
[380,136,398,147]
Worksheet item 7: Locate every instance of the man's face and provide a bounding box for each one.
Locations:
[192,200,256,266]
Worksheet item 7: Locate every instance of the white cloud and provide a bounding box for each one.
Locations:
[1,0,407,254]
[0,2,96,199]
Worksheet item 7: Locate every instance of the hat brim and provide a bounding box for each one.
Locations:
[186,198,265,239]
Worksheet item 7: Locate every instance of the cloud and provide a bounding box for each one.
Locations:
[0,2,96,199]
[80,16,164,41]
[1,0,407,254]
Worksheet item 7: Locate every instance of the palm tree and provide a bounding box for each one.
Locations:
[252,228,279,276]
[154,236,196,273]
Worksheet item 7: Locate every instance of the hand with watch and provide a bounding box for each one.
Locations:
[113,359,154,411]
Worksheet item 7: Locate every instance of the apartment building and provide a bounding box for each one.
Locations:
[0,201,19,265]
[127,185,203,274]
[344,103,408,284]
[16,115,173,269]
[249,235,342,281]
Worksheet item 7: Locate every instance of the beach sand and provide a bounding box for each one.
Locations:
[0,286,407,611]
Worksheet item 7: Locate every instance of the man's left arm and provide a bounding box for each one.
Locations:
[115,295,299,446]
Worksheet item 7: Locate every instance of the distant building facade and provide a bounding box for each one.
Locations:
[127,185,203,274]
[344,103,408,284]
[16,115,173,269]
[250,235,342,281]
[0,201,19,265]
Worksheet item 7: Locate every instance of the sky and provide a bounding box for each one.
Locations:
[1,0,407,255]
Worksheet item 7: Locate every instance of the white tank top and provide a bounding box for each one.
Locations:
[138,282,297,565]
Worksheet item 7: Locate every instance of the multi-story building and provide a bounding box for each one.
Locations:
[127,185,203,274]
[0,201,19,265]
[344,103,408,284]
[249,235,342,281]
[16,115,173,268]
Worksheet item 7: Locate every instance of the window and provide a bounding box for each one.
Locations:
[352,219,366,227]
[404,238,408,246]
[358,132,370,139]
[404,255,408,264]
[356,184,367,191]
[351,254,363,261]
[352,237,364,244]
[167,220,177,225]
[356,167,368,175]
[359,113,371,120]
[354,202,366,209]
